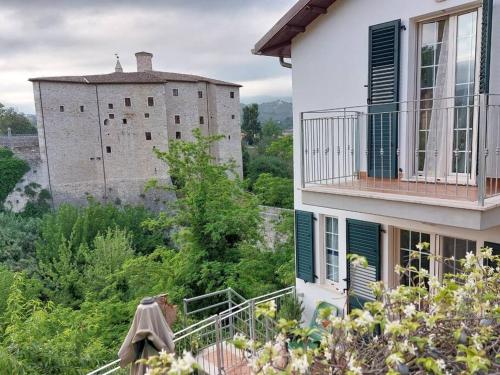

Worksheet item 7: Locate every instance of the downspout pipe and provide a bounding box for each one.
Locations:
[279,56,292,69]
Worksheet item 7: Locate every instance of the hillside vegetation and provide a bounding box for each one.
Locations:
[0,131,294,374]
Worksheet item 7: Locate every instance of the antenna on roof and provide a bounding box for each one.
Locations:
[114,53,123,73]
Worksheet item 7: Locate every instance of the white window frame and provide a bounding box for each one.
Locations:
[413,7,482,184]
[393,228,479,286]
[324,216,340,286]
[395,229,437,287]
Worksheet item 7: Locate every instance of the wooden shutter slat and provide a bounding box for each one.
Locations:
[367,20,400,178]
[347,219,381,311]
[295,210,315,283]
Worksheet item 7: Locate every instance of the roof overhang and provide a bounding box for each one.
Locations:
[252,0,336,58]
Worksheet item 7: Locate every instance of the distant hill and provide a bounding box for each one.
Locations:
[241,99,293,130]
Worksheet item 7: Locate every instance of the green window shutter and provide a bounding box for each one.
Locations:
[480,0,493,94]
[367,20,401,178]
[347,219,381,310]
[295,210,315,283]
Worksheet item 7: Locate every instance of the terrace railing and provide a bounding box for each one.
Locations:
[88,286,295,375]
[300,94,500,205]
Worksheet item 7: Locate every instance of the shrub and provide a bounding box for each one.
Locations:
[0,148,29,204]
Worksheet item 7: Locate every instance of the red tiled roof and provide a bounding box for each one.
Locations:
[29,71,241,87]
[252,0,336,58]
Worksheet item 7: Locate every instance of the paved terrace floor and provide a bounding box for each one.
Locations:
[305,176,500,202]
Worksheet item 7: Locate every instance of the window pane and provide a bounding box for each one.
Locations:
[421,22,436,46]
[325,217,339,283]
[421,67,434,88]
[421,45,434,67]
[326,233,333,249]
[400,230,410,249]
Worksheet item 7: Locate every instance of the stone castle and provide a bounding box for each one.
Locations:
[29,52,242,207]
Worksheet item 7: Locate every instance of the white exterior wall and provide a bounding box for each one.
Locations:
[289,0,500,322]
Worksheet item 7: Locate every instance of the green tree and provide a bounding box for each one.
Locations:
[253,173,293,209]
[0,103,36,135]
[266,134,293,163]
[241,103,261,145]
[257,120,282,153]
[84,228,135,296]
[151,129,262,297]
[0,212,40,273]
[246,155,291,188]
[0,147,30,204]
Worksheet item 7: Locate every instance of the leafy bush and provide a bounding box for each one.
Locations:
[0,147,29,204]
[253,173,293,209]
[0,212,40,273]
[246,155,291,188]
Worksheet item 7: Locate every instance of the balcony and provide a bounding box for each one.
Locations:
[299,94,500,228]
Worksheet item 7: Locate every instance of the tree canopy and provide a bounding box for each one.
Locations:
[0,103,36,135]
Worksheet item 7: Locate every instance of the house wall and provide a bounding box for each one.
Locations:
[292,0,500,205]
[289,0,500,323]
[296,204,500,324]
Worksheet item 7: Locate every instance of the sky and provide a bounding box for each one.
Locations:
[0,0,295,114]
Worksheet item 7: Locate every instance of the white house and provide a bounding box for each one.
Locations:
[254,0,500,323]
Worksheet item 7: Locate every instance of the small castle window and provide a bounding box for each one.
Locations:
[122,118,127,124]
[173,88,179,97]
[231,114,235,119]
[145,132,152,140]
[198,91,203,98]
[59,105,64,112]
[230,91,235,99]
[228,135,231,140]
[109,113,115,119]
[125,98,131,107]
[175,131,181,139]
[108,103,113,109]
[104,119,109,125]
[144,113,150,118]
[199,116,204,125]
[175,115,180,124]
[106,146,111,153]
[148,97,154,106]
[80,106,84,112]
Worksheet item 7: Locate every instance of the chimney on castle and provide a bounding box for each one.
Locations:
[135,52,153,72]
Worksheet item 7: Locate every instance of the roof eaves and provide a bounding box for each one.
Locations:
[252,0,334,58]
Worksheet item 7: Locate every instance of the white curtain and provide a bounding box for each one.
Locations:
[423,20,449,178]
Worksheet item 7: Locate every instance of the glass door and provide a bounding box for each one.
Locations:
[416,10,480,182]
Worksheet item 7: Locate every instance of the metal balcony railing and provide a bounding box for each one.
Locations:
[88,286,296,375]
[300,94,500,205]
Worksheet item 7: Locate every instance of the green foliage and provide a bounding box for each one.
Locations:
[0,129,295,374]
[253,173,293,209]
[257,120,282,153]
[246,155,291,188]
[277,294,304,322]
[243,132,293,201]
[0,212,40,273]
[0,147,30,204]
[152,129,264,297]
[0,103,36,135]
[84,228,135,296]
[241,103,261,145]
[232,248,500,374]
[266,135,293,166]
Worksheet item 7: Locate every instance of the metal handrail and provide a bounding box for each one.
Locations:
[300,94,500,205]
[87,286,295,375]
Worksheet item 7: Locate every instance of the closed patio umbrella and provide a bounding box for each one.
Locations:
[118,297,175,375]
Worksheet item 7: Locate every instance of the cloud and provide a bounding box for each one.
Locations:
[0,0,294,114]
